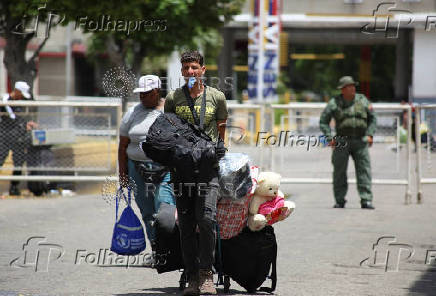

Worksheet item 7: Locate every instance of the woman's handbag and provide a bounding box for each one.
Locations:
[110,187,146,255]
[134,161,168,184]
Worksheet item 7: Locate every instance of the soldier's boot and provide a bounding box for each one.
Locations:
[361,201,375,209]
[198,269,216,295]
[333,200,347,208]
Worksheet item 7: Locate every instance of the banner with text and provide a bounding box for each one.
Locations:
[248,0,280,102]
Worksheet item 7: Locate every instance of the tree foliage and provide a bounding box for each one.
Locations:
[0,0,244,94]
[84,0,244,76]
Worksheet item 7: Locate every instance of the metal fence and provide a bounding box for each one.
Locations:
[414,104,436,203]
[2,99,432,205]
[0,100,263,182]
[0,100,121,182]
[266,103,414,203]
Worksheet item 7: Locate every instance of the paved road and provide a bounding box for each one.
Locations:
[1,181,436,296]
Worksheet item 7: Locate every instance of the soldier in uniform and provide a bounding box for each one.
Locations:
[319,76,377,209]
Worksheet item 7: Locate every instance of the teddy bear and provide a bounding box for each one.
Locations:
[247,171,295,231]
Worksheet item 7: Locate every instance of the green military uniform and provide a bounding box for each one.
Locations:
[319,93,377,205]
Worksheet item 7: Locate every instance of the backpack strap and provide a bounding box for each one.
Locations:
[182,84,207,130]
[258,237,277,293]
[199,87,207,129]
[116,186,133,222]
[127,187,132,205]
[115,187,123,222]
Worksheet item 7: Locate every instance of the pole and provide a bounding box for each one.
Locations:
[415,105,423,203]
[406,106,412,204]
[65,22,72,97]
[64,22,73,130]
[257,0,265,103]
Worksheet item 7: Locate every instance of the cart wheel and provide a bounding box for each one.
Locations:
[179,271,188,291]
[223,276,230,293]
[179,281,186,291]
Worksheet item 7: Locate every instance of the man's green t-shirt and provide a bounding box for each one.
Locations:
[164,85,228,142]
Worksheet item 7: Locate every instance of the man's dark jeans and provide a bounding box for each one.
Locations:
[173,170,219,275]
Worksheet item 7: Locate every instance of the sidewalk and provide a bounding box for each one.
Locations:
[0,182,435,296]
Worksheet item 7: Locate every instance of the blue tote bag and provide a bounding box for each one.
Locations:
[110,187,146,255]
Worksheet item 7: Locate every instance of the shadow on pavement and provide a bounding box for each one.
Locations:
[97,265,153,268]
[113,287,180,295]
[407,265,436,295]
[114,287,262,296]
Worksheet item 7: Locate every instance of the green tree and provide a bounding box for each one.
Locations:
[85,0,244,77]
[0,0,107,92]
[0,0,244,94]
[0,0,53,91]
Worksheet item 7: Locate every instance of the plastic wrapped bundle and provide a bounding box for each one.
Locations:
[217,166,259,239]
[218,153,253,199]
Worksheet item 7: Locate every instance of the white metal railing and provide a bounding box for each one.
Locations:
[2,98,432,206]
[270,103,413,203]
[414,104,436,203]
[0,99,122,181]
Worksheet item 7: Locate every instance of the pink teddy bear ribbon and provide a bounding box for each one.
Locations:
[258,196,286,225]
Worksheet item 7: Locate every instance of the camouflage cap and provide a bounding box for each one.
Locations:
[337,76,358,89]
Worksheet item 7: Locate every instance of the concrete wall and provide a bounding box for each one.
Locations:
[43,22,89,53]
[241,0,436,15]
[412,28,436,99]
[38,56,75,96]
[0,50,6,95]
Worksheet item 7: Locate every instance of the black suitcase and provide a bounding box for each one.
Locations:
[26,145,55,196]
[154,202,185,274]
[220,226,277,293]
[154,203,277,293]
[154,203,225,291]
[154,202,190,291]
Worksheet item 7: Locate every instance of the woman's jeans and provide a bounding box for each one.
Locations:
[127,159,175,243]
